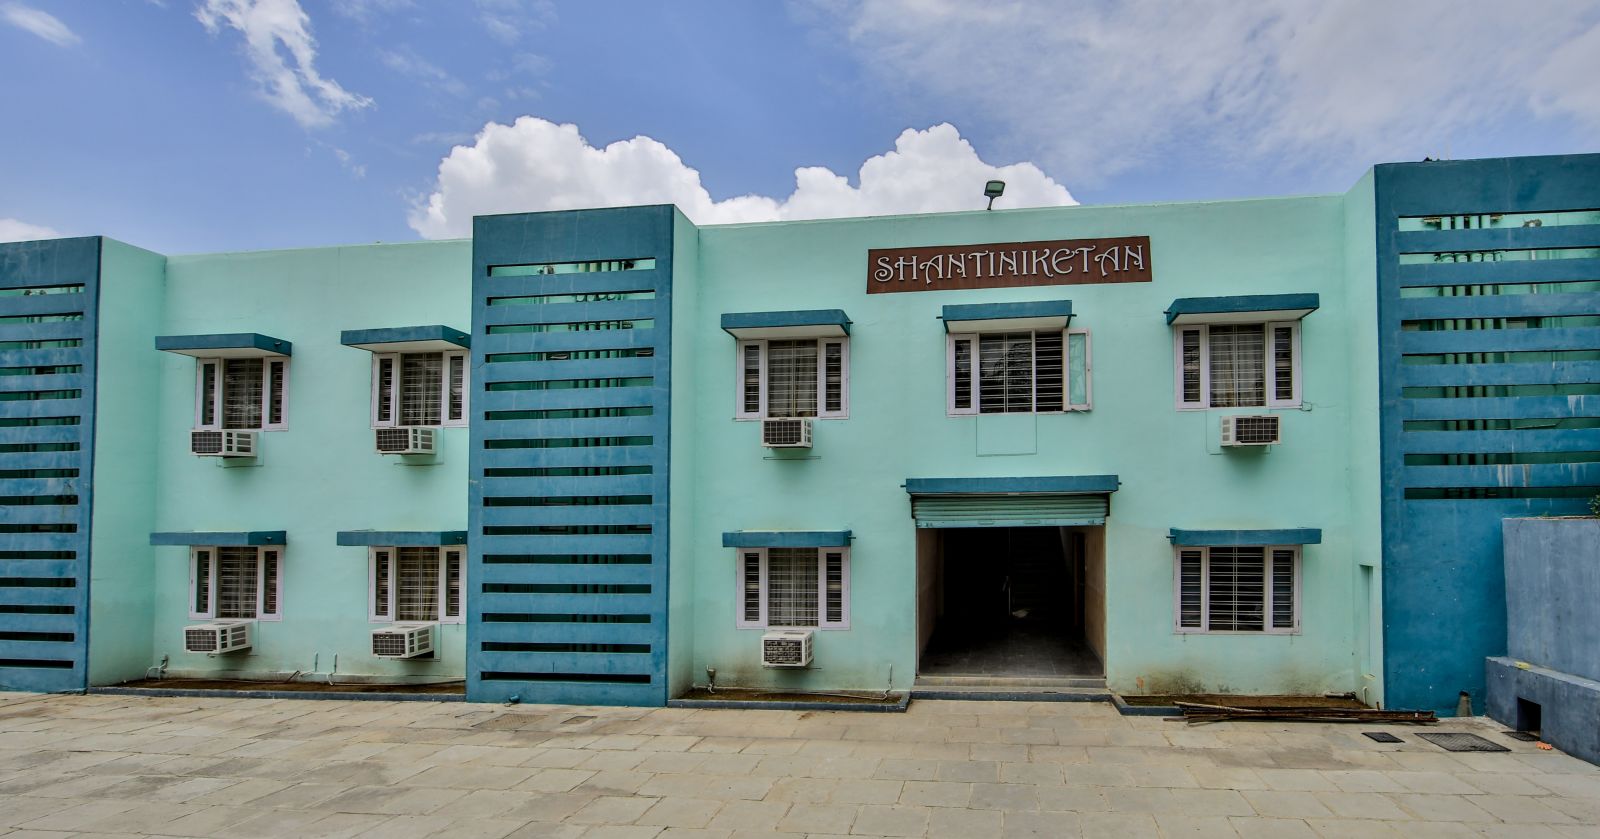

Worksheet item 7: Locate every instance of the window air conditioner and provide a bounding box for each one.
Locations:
[376,427,436,455]
[191,430,257,457]
[371,622,437,659]
[184,620,253,654]
[1221,414,1281,447]
[761,418,812,449]
[761,629,814,668]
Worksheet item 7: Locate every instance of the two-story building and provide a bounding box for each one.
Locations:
[1,152,1595,715]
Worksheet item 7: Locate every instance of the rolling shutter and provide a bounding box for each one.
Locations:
[910,493,1109,528]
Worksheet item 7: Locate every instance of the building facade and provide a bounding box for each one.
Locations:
[0,153,1594,716]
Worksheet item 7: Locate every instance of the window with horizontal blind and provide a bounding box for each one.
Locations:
[947,329,1091,415]
[188,546,283,621]
[1173,546,1299,634]
[371,351,468,428]
[734,338,848,419]
[194,358,289,431]
[733,547,849,630]
[369,547,465,624]
[1173,322,1300,410]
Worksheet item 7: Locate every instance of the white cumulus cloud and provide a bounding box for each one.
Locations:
[408,118,1075,238]
[1,2,80,46]
[197,0,373,128]
[0,218,64,242]
[808,0,1600,184]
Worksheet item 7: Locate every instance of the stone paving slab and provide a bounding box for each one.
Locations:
[1,690,1598,837]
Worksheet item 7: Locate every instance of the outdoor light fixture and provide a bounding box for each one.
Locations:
[984,179,1006,210]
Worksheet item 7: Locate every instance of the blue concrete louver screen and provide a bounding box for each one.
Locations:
[467,207,674,705]
[1374,155,1600,715]
[0,237,100,692]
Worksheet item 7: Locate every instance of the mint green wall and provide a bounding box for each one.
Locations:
[1340,171,1385,707]
[89,239,168,685]
[133,240,472,683]
[667,209,701,696]
[679,197,1380,695]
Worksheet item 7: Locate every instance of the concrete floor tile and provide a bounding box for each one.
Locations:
[897,780,971,807]
[927,807,1003,838]
[705,799,789,832]
[1241,790,1336,820]
[1004,809,1083,837]
[1389,793,1497,822]
[1078,811,1160,838]
[1229,816,1318,838]
[1469,793,1577,823]
[1170,788,1256,816]
[1313,791,1412,820]
[826,778,902,805]
[568,794,660,825]
[968,782,1040,811]
[636,798,724,829]
[850,804,930,837]
[774,802,856,834]
[1155,814,1243,838]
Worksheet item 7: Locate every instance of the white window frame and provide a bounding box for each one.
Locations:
[193,357,290,431]
[1171,545,1301,635]
[733,546,850,630]
[1173,321,1301,410]
[733,338,849,420]
[188,546,283,622]
[370,350,469,429]
[946,329,1091,416]
[368,546,465,624]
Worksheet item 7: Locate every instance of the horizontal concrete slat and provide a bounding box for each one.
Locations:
[1400,427,1600,454]
[1403,462,1600,488]
[1401,395,1600,421]
[1400,361,1600,388]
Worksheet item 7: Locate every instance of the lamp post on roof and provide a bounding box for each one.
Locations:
[984,180,1006,210]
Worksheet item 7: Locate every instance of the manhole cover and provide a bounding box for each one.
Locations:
[1417,732,1510,752]
[1503,730,1540,742]
[561,715,597,725]
[1363,731,1403,743]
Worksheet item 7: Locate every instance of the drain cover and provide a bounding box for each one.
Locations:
[1503,730,1540,742]
[1418,732,1510,752]
[561,715,597,725]
[1363,731,1403,743]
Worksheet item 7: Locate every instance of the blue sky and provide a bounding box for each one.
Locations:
[2,1,1597,254]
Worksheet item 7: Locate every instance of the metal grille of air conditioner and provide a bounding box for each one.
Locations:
[184,627,219,652]
[762,418,811,448]
[191,431,223,454]
[372,632,411,657]
[1230,415,1280,445]
[376,427,435,454]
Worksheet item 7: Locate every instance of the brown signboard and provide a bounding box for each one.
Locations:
[868,236,1152,293]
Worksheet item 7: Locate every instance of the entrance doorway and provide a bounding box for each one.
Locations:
[916,526,1104,678]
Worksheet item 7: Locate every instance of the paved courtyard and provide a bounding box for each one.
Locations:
[1,691,1597,838]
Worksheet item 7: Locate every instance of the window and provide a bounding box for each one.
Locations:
[369,547,464,623]
[194,358,289,431]
[735,338,848,419]
[189,546,282,621]
[1174,322,1299,409]
[1173,546,1299,634]
[372,351,467,428]
[734,547,849,629]
[947,329,1091,415]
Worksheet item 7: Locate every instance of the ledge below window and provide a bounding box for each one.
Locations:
[720,310,850,339]
[150,531,286,546]
[942,300,1072,333]
[155,333,291,358]
[905,475,1120,495]
[1165,294,1319,325]
[341,325,469,353]
[336,530,467,547]
[722,530,852,548]
[1168,528,1322,547]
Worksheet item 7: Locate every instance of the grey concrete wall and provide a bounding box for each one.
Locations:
[1487,656,1600,765]
[1502,518,1600,682]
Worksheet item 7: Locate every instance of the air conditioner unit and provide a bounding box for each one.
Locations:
[376,427,436,455]
[191,430,257,457]
[1221,414,1281,447]
[761,418,812,449]
[371,622,436,659]
[184,620,253,654]
[761,629,814,668]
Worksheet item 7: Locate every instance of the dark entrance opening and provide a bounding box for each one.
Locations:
[917,526,1103,678]
[1516,697,1543,736]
